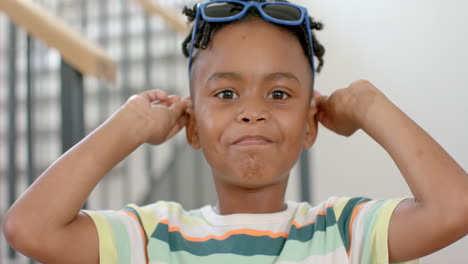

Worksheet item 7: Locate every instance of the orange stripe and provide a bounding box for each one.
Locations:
[168,226,289,242]
[292,219,315,229]
[156,203,335,243]
[292,203,334,229]
[120,210,149,263]
[346,201,369,256]
[291,210,324,228]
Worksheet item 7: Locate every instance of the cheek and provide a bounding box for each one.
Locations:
[195,105,228,147]
[278,110,308,141]
[276,112,308,158]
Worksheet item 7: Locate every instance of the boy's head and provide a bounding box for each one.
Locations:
[182,0,324,188]
[182,0,325,87]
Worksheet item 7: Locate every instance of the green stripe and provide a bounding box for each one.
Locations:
[150,207,338,257]
[102,211,131,264]
[337,197,371,251]
[151,222,286,256]
[289,206,336,242]
[278,225,344,262]
[148,226,345,263]
[149,237,278,264]
[148,236,170,263]
[358,201,385,263]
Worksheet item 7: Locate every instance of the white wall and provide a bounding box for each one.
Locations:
[296,0,468,263]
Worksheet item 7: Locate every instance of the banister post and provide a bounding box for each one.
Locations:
[60,59,85,162]
[300,150,312,203]
[7,20,18,261]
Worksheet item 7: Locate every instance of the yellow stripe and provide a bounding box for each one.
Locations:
[371,199,405,264]
[83,210,118,264]
[129,202,207,236]
[128,204,159,241]
[333,197,351,220]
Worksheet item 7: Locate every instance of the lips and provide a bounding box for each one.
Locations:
[232,135,273,146]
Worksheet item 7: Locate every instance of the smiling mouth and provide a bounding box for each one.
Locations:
[233,135,273,146]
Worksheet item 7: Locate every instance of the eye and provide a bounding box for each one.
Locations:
[268,90,289,100]
[216,90,239,100]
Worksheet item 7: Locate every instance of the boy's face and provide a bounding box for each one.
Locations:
[186,18,318,188]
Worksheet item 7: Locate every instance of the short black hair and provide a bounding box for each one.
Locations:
[181,0,326,74]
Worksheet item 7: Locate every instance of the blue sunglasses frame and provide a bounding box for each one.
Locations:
[188,0,316,81]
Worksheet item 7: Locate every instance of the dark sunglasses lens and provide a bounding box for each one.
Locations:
[204,2,245,18]
[263,4,302,22]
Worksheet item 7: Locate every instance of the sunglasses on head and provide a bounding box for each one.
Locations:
[188,0,316,81]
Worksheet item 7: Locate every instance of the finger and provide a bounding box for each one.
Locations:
[182,97,193,108]
[169,99,190,119]
[151,95,180,107]
[154,95,181,108]
[151,97,172,107]
[316,95,329,110]
[165,116,188,141]
[152,101,171,108]
[317,112,336,132]
[316,111,324,123]
[168,95,181,104]
[177,115,188,127]
[140,90,168,102]
[311,92,321,107]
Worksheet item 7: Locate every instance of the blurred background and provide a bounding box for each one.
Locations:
[0,0,466,263]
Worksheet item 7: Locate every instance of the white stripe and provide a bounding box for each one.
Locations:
[117,211,147,264]
[278,247,349,264]
[149,203,294,238]
[147,200,337,238]
[349,200,377,264]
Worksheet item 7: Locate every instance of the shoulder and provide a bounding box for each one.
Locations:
[293,197,371,221]
[302,197,408,263]
[292,197,404,241]
[123,201,208,230]
[302,196,405,230]
[124,200,186,219]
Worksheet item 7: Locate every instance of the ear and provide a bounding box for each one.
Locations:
[303,96,319,149]
[185,105,201,150]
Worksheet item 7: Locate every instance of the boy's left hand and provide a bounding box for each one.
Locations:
[316,80,468,262]
[315,80,385,137]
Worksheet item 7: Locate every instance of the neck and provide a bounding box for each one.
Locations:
[213,175,289,215]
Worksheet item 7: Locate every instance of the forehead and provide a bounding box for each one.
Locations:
[190,19,312,92]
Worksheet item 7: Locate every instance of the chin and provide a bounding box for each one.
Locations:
[217,165,290,189]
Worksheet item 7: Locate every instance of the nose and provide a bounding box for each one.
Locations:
[236,98,270,123]
[240,115,267,123]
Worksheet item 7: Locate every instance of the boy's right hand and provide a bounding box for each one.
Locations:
[123,90,191,145]
[315,80,385,137]
[3,89,189,263]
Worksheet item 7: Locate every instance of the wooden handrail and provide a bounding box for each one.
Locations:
[133,0,189,35]
[0,0,117,83]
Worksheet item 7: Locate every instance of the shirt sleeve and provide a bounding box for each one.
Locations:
[345,198,420,264]
[82,209,148,264]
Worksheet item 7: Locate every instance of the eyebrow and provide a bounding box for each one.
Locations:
[263,72,301,84]
[206,71,300,84]
[207,72,243,83]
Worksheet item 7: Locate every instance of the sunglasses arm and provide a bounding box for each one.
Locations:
[188,6,202,77]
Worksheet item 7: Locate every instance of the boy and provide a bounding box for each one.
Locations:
[3,0,468,263]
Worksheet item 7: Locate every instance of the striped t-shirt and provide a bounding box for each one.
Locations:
[83,197,420,264]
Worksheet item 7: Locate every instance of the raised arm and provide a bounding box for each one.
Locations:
[2,90,189,263]
[316,80,468,263]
